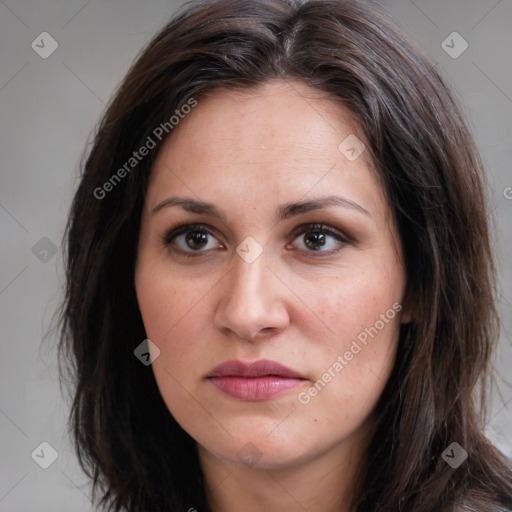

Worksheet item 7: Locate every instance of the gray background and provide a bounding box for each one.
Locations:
[0,0,511,510]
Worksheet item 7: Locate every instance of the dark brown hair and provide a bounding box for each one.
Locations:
[58,0,512,510]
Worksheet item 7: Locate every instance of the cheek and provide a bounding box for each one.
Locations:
[135,266,212,421]
[136,276,177,340]
[135,264,199,365]
[135,261,223,390]
[308,266,402,343]
[297,261,403,404]
[136,258,200,338]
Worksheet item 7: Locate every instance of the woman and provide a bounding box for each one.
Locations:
[58,0,512,510]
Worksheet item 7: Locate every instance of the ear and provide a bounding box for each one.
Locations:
[398,294,416,325]
[400,310,414,324]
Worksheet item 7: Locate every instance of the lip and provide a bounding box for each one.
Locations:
[207,359,306,401]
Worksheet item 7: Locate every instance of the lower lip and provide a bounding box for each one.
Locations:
[209,376,305,401]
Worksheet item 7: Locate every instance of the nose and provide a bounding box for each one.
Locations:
[213,251,290,342]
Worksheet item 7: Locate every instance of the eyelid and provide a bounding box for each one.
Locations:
[286,222,351,257]
[160,222,225,260]
[161,222,221,246]
[289,222,351,243]
[161,221,352,257]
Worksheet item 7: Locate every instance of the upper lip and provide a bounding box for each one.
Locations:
[208,359,305,379]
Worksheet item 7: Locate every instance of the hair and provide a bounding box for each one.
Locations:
[58,0,512,510]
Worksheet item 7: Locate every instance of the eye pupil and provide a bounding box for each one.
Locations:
[185,230,208,250]
[304,231,326,250]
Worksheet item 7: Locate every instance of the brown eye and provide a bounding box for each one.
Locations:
[291,223,348,254]
[303,230,327,251]
[185,230,209,250]
[162,224,224,255]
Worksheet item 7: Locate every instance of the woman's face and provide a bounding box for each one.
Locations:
[135,80,407,470]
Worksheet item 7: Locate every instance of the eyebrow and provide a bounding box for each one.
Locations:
[151,195,370,219]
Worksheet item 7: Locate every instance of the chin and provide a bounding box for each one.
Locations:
[198,428,324,471]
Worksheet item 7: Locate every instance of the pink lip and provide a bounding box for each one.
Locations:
[207,359,306,401]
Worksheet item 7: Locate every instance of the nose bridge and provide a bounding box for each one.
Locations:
[214,248,288,340]
[226,251,268,315]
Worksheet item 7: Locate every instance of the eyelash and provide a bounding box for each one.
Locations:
[160,222,350,259]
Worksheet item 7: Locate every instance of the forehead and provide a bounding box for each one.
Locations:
[146,80,384,219]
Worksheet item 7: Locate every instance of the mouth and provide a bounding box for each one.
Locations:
[207,359,307,401]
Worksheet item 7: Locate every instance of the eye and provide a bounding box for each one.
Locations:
[161,222,349,258]
[289,223,348,254]
[162,223,224,255]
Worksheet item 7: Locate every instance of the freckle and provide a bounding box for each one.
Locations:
[313,418,318,422]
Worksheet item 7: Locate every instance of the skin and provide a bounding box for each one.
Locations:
[135,80,409,512]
